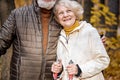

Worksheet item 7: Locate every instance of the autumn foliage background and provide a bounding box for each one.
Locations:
[0,0,120,80]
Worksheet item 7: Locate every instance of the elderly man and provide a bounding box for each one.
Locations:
[0,0,61,80]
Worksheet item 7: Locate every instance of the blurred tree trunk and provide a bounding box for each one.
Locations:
[83,0,93,22]
[77,0,93,22]
[106,0,119,37]
[0,0,15,80]
[0,0,15,25]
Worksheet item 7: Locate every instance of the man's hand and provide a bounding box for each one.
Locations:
[101,35,106,45]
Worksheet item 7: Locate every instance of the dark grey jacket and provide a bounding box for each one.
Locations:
[0,0,61,80]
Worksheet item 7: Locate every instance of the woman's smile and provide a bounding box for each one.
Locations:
[56,5,76,27]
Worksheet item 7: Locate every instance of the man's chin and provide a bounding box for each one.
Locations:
[37,0,56,10]
[40,6,53,10]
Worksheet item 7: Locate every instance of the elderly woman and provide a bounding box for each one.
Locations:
[51,0,110,80]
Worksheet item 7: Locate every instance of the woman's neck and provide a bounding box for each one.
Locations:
[64,20,79,35]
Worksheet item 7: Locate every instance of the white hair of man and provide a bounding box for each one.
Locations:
[37,0,56,10]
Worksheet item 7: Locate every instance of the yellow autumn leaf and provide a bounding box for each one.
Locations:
[91,0,99,3]
[103,6,109,13]
[105,21,112,26]
[105,16,111,21]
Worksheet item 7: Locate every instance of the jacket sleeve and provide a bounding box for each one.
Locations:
[0,10,16,56]
[79,27,110,79]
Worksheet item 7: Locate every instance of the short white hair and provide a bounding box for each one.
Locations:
[53,0,84,20]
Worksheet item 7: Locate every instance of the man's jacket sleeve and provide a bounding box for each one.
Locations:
[0,10,16,56]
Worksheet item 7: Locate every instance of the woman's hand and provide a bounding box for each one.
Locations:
[51,60,63,74]
[66,64,78,75]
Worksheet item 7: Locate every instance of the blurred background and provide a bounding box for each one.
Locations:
[0,0,120,80]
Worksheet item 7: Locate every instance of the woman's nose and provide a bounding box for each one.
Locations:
[63,12,68,17]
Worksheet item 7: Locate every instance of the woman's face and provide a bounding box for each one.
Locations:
[55,5,76,28]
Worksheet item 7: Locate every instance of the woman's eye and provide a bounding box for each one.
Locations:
[67,10,72,13]
[57,10,72,16]
[58,12,63,16]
